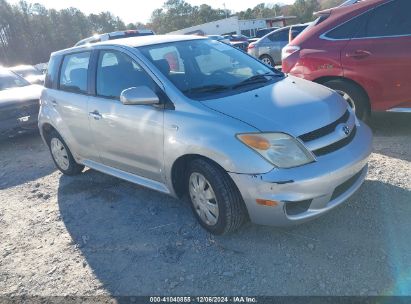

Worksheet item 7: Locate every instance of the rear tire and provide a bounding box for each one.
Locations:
[47,131,84,175]
[186,159,247,235]
[259,54,275,67]
[322,79,370,122]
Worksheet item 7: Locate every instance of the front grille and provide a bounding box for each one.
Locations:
[312,125,357,157]
[299,110,350,142]
[285,199,312,216]
[330,168,364,201]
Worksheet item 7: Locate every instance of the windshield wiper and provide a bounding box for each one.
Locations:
[232,73,282,89]
[183,84,231,94]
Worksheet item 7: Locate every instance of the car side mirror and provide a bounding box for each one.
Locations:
[120,86,160,105]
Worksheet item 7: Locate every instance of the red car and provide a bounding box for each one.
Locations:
[282,0,411,120]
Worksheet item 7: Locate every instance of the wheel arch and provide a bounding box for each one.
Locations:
[41,122,58,143]
[314,76,370,103]
[170,154,224,198]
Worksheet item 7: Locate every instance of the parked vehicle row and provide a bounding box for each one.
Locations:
[39,35,372,235]
[282,0,411,119]
[248,24,309,66]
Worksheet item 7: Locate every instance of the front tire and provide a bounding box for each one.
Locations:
[48,131,84,175]
[322,79,370,122]
[187,159,247,235]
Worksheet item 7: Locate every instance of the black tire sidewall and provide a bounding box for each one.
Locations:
[48,131,83,175]
[324,80,370,121]
[187,159,243,235]
[260,55,275,67]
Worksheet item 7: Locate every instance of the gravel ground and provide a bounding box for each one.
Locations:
[0,113,410,296]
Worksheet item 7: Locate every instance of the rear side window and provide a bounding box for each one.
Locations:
[325,0,411,39]
[268,29,289,42]
[363,0,411,37]
[45,56,61,89]
[325,12,369,39]
[59,52,91,94]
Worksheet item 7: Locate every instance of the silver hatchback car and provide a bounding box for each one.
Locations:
[39,35,372,235]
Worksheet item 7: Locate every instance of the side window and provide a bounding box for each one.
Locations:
[326,12,369,39]
[96,50,156,99]
[326,0,411,39]
[59,52,90,94]
[45,55,61,89]
[364,0,411,37]
[268,29,288,42]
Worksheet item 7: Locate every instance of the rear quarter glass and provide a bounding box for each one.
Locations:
[44,55,62,89]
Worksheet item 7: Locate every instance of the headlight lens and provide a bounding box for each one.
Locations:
[237,133,315,168]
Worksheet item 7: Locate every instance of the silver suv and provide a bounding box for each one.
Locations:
[39,35,372,234]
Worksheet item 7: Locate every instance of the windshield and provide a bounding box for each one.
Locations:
[139,39,283,100]
[0,70,30,91]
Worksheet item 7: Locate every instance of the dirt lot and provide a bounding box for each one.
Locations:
[0,113,410,296]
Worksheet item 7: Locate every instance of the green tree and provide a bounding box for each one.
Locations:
[290,0,321,23]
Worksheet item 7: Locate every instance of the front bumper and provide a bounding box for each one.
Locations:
[229,122,372,226]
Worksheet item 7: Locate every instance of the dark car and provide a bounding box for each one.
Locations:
[0,69,42,138]
[74,29,155,46]
[223,35,249,51]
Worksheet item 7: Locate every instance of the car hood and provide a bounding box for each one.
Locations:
[200,76,347,137]
[0,85,42,107]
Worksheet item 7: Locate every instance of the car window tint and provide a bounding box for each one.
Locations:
[326,12,369,39]
[268,29,288,42]
[59,52,90,94]
[96,50,155,99]
[45,56,60,89]
[0,70,29,90]
[363,0,411,37]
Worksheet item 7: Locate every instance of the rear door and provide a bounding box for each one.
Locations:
[341,0,411,111]
[45,51,96,160]
[266,28,290,64]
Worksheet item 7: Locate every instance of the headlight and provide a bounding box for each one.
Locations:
[237,133,315,168]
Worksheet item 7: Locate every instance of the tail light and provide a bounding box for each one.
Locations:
[282,45,300,60]
[247,43,255,52]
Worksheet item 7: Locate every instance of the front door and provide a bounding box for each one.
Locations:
[88,49,164,182]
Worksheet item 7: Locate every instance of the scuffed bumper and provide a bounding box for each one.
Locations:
[229,122,372,226]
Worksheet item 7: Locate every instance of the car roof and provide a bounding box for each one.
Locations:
[260,26,290,39]
[53,35,206,56]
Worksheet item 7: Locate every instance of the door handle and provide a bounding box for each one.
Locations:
[346,50,371,59]
[89,110,102,120]
[51,100,57,107]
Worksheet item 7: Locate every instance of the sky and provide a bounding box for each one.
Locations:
[8,0,295,24]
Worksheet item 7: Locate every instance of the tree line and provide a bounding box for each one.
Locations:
[0,0,343,66]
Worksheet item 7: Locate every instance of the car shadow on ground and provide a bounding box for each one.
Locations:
[57,169,411,296]
[0,133,56,190]
[367,112,410,162]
